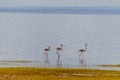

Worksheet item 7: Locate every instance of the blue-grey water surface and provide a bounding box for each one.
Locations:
[0,9,120,66]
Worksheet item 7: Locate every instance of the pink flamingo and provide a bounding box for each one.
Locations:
[79,43,88,64]
[56,44,63,62]
[44,46,50,64]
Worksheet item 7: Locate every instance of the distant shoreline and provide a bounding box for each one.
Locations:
[0,7,120,14]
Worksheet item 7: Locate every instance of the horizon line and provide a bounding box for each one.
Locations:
[1,7,120,14]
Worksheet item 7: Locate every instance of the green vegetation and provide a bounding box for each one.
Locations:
[0,60,35,63]
[0,67,120,80]
[98,64,120,67]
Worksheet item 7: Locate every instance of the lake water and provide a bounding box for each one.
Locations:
[0,10,120,66]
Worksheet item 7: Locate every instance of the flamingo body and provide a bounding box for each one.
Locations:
[56,44,63,51]
[56,47,62,51]
[44,46,50,53]
[79,49,86,53]
[79,43,88,53]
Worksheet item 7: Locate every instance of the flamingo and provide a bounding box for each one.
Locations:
[44,46,50,64]
[79,43,88,64]
[56,44,63,62]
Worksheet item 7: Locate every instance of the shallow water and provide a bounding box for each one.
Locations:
[0,61,120,71]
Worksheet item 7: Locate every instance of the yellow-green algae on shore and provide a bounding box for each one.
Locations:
[0,67,120,80]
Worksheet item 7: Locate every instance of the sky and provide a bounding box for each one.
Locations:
[0,0,120,7]
[0,0,120,65]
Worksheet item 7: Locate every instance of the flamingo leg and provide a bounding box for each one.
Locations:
[46,52,48,63]
[44,51,46,64]
[81,53,84,64]
[79,52,84,64]
[56,51,60,62]
[82,52,84,61]
[79,53,81,63]
[44,51,49,64]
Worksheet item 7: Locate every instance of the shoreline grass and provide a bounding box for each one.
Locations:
[0,67,119,80]
[98,64,120,67]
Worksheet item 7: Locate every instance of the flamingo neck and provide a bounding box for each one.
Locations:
[85,45,87,51]
[61,46,63,50]
[60,44,63,50]
[48,46,50,51]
